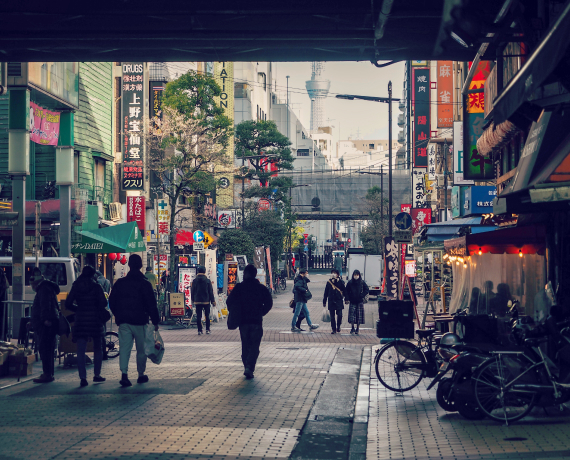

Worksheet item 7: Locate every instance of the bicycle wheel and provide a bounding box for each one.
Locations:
[280,278,287,291]
[473,355,537,423]
[105,331,120,359]
[375,341,427,392]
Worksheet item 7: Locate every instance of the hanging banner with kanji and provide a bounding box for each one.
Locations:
[411,208,432,235]
[127,196,145,234]
[428,143,437,180]
[437,61,453,128]
[157,199,170,234]
[412,168,428,208]
[383,237,399,299]
[413,68,430,167]
[30,102,61,146]
[122,62,145,190]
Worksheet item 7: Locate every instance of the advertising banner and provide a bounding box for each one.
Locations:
[122,62,145,190]
[411,208,432,235]
[453,121,474,185]
[253,246,265,270]
[412,169,428,208]
[178,267,196,309]
[265,247,273,292]
[157,199,170,234]
[400,204,411,214]
[153,254,168,275]
[437,61,453,128]
[217,210,235,228]
[126,196,145,234]
[30,102,61,146]
[383,237,399,299]
[428,143,437,180]
[149,81,164,121]
[413,68,430,167]
[169,293,185,317]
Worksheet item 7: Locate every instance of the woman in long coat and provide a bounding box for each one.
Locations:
[344,269,369,335]
[323,269,345,334]
[66,265,109,387]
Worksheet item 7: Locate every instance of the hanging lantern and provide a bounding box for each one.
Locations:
[120,255,127,265]
[108,253,117,261]
[519,249,523,258]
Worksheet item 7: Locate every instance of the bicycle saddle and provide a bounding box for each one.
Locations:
[416,329,437,338]
[525,336,548,347]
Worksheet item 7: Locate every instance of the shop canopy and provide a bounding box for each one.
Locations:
[72,221,146,254]
[444,225,546,256]
[419,217,497,243]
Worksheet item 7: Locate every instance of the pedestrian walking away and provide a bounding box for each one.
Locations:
[226,264,273,379]
[145,267,158,296]
[344,269,369,335]
[94,270,111,360]
[334,254,344,278]
[66,265,109,387]
[291,269,319,332]
[190,266,216,335]
[109,254,160,387]
[323,269,345,334]
[29,268,60,383]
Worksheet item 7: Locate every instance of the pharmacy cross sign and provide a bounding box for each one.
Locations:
[158,201,168,210]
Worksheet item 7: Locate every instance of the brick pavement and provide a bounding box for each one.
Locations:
[366,345,570,460]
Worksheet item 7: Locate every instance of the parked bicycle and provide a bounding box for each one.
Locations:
[274,271,287,292]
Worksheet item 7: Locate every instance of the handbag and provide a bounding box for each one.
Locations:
[58,313,71,337]
[289,298,296,309]
[321,308,331,322]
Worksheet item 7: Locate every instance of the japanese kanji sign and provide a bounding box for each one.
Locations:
[400,204,411,214]
[413,68,430,167]
[127,196,145,234]
[157,199,170,235]
[412,168,428,209]
[437,61,453,128]
[149,81,164,121]
[428,143,437,180]
[30,102,61,146]
[411,208,432,235]
[383,237,399,299]
[122,62,145,190]
[178,267,196,309]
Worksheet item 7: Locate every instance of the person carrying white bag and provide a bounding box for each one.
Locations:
[145,324,165,365]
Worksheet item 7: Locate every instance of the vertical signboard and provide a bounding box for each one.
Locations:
[453,121,474,185]
[149,81,164,121]
[178,267,196,309]
[463,62,493,180]
[411,208,432,234]
[428,143,437,180]
[122,62,145,190]
[413,68,430,168]
[127,196,145,234]
[412,169,428,208]
[214,62,235,208]
[383,237,399,299]
[437,61,453,128]
[400,204,411,214]
[157,199,170,234]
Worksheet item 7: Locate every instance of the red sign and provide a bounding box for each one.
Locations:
[437,61,453,128]
[411,208,432,234]
[303,233,309,238]
[127,196,145,233]
[258,199,271,211]
[400,204,411,214]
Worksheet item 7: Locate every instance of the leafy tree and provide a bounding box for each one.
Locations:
[359,186,398,255]
[146,71,233,290]
[217,229,255,263]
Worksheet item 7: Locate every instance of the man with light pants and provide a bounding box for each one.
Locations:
[109,254,160,387]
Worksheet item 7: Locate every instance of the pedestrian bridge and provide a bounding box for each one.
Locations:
[287,168,411,220]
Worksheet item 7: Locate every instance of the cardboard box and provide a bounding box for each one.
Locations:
[8,354,36,377]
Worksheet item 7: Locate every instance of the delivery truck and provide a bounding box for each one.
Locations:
[346,249,383,297]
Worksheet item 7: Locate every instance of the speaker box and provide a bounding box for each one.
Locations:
[376,320,415,339]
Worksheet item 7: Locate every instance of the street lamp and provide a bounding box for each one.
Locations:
[336,84,400,236]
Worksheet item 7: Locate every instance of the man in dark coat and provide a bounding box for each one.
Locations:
[109,254,160,387]
[291,269,319,332]
[227,264,273,379]
[29,268,60,383]
[67,265,108,387]
[190,266,216,335]
[323,269,345,334]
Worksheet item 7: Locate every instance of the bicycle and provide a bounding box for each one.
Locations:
[274,271,287,292]
[374,328,442,392]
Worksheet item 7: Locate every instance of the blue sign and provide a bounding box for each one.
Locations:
[304,246,308,252]
[464,186,497,215]
[193,230,204,243]
[394,212,412,230]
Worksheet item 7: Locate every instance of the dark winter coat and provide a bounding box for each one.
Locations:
[66,275,108,339]
[191,274,215,305]
[227,278,273,326]
[31,279,60,334]
[109,270,160,326]
[344,278,369,304]
[293,276,312,303]
[323,277,345,310]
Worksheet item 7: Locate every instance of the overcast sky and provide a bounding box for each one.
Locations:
[273,61,406,142]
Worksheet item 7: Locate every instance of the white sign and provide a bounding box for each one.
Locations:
[157,199,171,234]
[428,143,437,180]
[453,121,474,185]
[394,230,412,243]
[217,210,235,228]
[193,242,204,251]
[178,267,196,309]
[412,168,428,208]
[153,254,169,275]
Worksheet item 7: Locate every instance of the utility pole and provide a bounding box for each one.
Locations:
[443,141,448,221]
[381,164,384,227]
[388,81,393,237]
[35,201,41,267]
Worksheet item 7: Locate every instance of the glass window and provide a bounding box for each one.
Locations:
[28,62,79,107]
[0,262,68,286]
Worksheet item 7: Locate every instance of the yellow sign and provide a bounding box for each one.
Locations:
[203,231,216,248]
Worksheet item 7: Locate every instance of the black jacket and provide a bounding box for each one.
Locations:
[227,278,273,326]
[344,278,369,304]
[323,277,345,310]
[191,274,215,304]
[66,275,108,339]
[293,276,311,303]
[109,270,160,326]
[31,279,60,333]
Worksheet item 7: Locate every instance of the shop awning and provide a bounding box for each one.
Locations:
[444,225,546,256]
[420,217,496,242]
[72,221,146,253]
[477,120,521,157]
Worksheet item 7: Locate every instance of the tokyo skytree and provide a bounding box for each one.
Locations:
[305,62,331,132]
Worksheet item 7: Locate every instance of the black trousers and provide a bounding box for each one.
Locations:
[195,304,211,332]
[330,309,342,332]
[37,326,57,377]
[239,324,263,372]
[295,311,306,329]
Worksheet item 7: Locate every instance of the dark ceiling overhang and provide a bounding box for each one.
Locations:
[0,0,502,62]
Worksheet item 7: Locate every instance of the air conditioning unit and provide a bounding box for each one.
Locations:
[109,202,122,221]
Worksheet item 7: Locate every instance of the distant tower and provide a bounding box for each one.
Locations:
[305,62,331,132]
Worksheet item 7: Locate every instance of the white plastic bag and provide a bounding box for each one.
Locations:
[144,323,165,365]
[321,309,331,322]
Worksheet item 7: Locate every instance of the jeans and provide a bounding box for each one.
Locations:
[37,326,57,378]
[239,324,263,372]
[118,324,147,376]
[292,302,312,329]
[195,304,211,332]
[77,337,102,380]
[330,309,342,332]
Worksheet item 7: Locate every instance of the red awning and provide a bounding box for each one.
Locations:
[444,225,546,256]
[175,229,194,246]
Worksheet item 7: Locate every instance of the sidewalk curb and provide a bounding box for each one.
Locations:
[349,345,371,460]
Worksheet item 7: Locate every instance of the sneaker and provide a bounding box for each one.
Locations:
[331,331,336,334]
[337,327,341,333]
[93,376,106,383]
[350,329,355,335]
[80,379,88,387]
[298,328,305,332]
[244,368,254,379]
[291,327,301,333]
[33,374,54,384]
[355,330,359,335]
[137,375,149,384]
[309,324,319,330]
[198,331,203,335]
[120,376,132,387]
[206,330,211,335]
